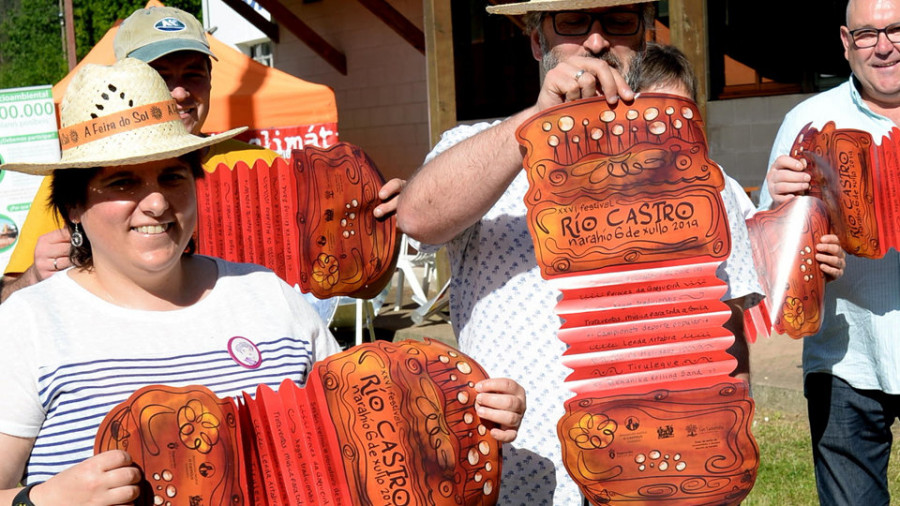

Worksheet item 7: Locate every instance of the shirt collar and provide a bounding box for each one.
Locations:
[848,74,896,123]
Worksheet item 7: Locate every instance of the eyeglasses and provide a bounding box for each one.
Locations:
[549,11,643,37]
[847,22,900,48]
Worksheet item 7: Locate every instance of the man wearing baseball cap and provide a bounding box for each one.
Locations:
[1,6,403,301]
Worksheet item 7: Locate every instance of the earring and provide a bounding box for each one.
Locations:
[71,223,84,248]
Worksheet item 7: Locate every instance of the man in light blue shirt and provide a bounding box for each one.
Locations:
[758,0,900,503]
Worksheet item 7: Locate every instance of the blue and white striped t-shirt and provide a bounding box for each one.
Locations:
[0,257,341,483]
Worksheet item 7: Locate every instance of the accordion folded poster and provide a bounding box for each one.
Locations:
[744,121,900,340]
[793,121,900,257]
[744,197,830,340]
[94,338,501,506]
[195,142,399,299]
[517,94,758,504]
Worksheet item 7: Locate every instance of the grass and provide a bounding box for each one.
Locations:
[742,408,900,505]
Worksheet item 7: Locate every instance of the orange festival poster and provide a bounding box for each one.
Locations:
[744,121,900,340]
[517,94,758,505]
[194,142,399,300]
[95,339,502,506]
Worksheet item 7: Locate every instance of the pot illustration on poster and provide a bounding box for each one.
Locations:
[0,215,18,252]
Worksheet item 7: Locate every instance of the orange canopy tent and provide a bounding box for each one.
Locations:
[52,0,338,153]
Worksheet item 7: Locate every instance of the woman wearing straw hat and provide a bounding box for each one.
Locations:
[0,58,345,505]
[0,57,526,506]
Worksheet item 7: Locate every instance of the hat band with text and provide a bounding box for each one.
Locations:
[59,99,180,151]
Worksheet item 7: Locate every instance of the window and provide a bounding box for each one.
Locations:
[705,0,849,99]
[249,41,273,67]
[451,1,540,121]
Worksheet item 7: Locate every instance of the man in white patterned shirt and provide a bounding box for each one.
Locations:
[398,0,764,503]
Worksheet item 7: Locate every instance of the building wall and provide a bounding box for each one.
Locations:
[273,0,429,182]
[204,0,270,52]
[706,93,814,203]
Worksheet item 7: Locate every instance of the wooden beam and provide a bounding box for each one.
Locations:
[669,0,708,123]
[253,0,347,74]
[357,0,425,54]
[424,0,457,290]
[423,0,456,148]
[63,0,76,69]
[218,0,280,43]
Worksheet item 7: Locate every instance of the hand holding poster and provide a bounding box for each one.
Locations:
[744,121,900,340]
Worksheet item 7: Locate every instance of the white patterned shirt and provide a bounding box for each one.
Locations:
[415,121,762,505]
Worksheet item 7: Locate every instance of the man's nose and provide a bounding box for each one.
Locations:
[169,85,190,102]
[874,30,898,54]
[583,22,611,54]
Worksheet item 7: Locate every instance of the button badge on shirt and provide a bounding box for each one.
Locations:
[228,336,262,369]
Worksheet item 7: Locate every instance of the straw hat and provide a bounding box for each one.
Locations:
[0,58,245,176]
[487,0,655,15]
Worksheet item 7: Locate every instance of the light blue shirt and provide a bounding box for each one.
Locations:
[759,77,900,394]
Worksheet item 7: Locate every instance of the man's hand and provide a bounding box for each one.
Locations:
[536,55,635,112]
[32,227,72,281]
[816,234,846,281]
[29,450,142,506]
[373,178,405,220]
[766,155,811,206]
[473,378,527,443]
[0,228,72,303]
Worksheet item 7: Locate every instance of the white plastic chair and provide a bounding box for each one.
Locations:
[329,281,391,347]
[393,233,436,311]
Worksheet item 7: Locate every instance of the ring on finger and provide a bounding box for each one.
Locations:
[53,258,58,271]
[573,69,586,80]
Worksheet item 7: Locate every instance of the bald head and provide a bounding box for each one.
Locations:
[847,0,900,25]
[841,0,900,108]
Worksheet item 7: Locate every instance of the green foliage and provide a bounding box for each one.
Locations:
[0,0,202,89]
[743,410,818,505]
[0,0,67,88]
[72,0,202,61]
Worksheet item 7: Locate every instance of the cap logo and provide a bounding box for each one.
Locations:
[154,17,187,32]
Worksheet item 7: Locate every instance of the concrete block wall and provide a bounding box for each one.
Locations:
[706,93,814,201]
[274,0,429,182]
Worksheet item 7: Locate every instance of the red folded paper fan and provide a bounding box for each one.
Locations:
[793,122,900,258]
[743,121,900,340]
[744,196,830,340]
[517,94,758,505]
[94,338,501,506]
[195,142,399,299]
